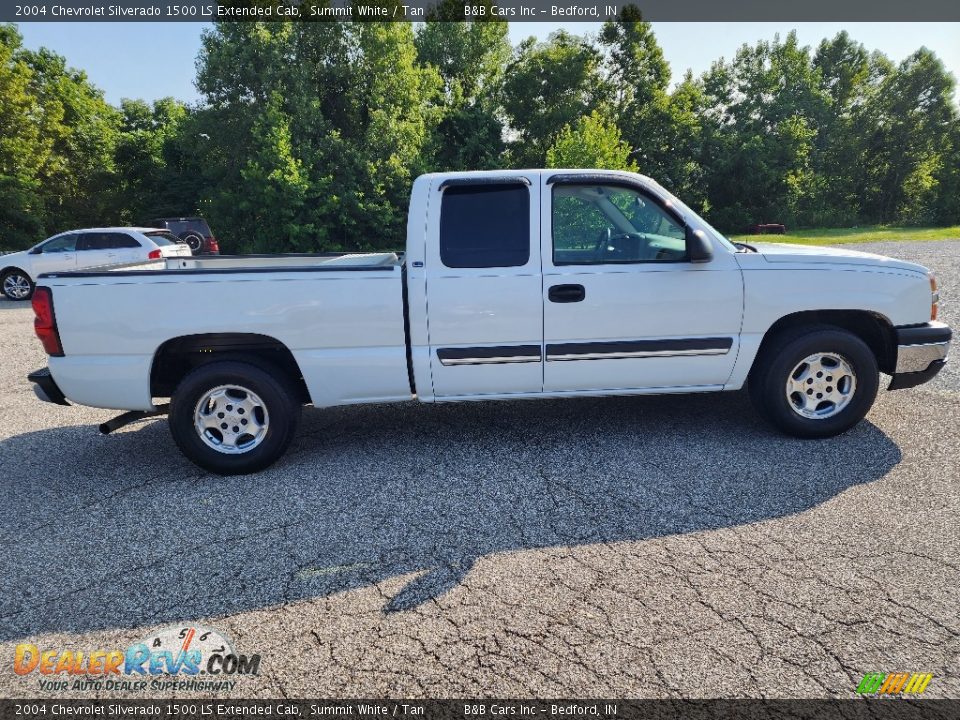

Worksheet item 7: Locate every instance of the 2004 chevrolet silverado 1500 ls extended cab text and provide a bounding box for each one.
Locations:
[27,170,952,474]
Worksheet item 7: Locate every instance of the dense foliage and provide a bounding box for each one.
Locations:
[1,20,958,252]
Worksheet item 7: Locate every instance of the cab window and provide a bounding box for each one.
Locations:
[552,184,687,265]
[440,184,530,268]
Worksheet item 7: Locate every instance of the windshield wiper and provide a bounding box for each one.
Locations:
[733,241,759,253]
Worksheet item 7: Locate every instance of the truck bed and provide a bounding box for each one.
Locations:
[39,251,412,411]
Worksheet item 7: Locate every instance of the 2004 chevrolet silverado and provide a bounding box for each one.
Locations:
[27,170,952,474]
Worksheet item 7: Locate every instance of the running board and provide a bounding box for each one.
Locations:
[99,404,170,435]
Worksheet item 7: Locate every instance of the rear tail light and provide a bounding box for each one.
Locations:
[207,237,220,254]
[930,272,939,321]
[32,287,64,356]
[148,249,162,260]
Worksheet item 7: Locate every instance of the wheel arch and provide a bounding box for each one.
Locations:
[1,265,33,281]
[752,310,897,376]
[150,333,310,403]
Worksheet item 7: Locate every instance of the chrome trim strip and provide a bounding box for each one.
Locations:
[439,355,541,367]
[895,341,950,374]
[547,348,730,361]
[436,344,542,367]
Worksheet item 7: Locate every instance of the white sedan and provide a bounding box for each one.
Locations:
[1,227,192,301]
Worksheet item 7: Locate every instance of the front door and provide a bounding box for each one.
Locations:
[31,233,78,275]
[426,175,544,398]
[541,176,743,393]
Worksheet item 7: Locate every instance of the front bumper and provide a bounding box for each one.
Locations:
[889,322,952,390]
[27,367,70,406]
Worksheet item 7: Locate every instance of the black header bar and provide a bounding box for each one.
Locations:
[6,0,960,22]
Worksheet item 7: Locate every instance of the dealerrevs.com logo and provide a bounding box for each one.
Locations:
[13,625,261,693]
[855,672,933,696]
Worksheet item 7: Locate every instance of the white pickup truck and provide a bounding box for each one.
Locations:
[28,170,951,474]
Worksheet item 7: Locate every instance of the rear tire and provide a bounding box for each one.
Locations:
[749,325,879,438]
[169,360,301,475]
[1,269,34,301]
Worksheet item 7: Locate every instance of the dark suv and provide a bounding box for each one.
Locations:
[147,217,220,255]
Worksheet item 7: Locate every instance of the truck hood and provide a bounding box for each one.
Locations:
[754,242,927,274]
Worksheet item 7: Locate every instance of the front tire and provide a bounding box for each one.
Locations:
[169,360,301,475]
[1,269,34,301]
[749,326,879,438]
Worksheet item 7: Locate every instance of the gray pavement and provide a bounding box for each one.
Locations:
[0,241,958,699]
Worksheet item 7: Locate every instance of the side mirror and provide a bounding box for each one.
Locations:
[29,246,43,255]
[685,227,713,263]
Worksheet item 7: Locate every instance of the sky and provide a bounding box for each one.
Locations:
[14,21,960,106]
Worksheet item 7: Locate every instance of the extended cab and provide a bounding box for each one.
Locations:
[28,170,952,474]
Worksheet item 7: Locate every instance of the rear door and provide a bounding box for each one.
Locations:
[425,175,544,398]
[540,175,744,392]
[75,232,117,269]
[103,232,144,264]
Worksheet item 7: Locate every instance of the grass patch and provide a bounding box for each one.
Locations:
[730,225,960,246]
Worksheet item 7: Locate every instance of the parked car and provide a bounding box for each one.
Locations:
[1,228,192,301]
[147,217,220,255]
[27,170,951,474]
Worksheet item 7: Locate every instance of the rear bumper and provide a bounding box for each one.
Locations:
[889,322,952,390]
[27,368,70,406]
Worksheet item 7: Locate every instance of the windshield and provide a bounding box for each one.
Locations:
[642,178,738,252]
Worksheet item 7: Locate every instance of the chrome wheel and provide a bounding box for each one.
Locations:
[785,352,857,420]
[3,273,31,300]
[193,385,269,454]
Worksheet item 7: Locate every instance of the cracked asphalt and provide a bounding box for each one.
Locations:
[0,240,958,699]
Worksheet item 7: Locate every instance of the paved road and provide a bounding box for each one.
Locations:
[1,241,958,699]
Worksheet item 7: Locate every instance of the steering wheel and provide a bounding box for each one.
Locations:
[595,229,653,261]
[593,227,612,259]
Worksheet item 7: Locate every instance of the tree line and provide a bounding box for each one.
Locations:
[1,14,959,253]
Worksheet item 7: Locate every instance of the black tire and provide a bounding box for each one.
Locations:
[179,231,205,254]
[1,269,34,301]
[169,360,301,475]
[749,325,879,439]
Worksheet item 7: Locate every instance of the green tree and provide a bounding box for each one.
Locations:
[20,44,120,232]
[697,32,829,230]
[501,31,612,166]
[546,111,638,171]
[195,21,439,252]
[113,97,205,223]
[807,31,872,225]
[0,24,48,245]
[0,24,120,245]
[415,16,509,170]
[933,120,960,224]
[859,48,957,223]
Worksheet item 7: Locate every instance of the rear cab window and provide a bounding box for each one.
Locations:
[439,184,530,268]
